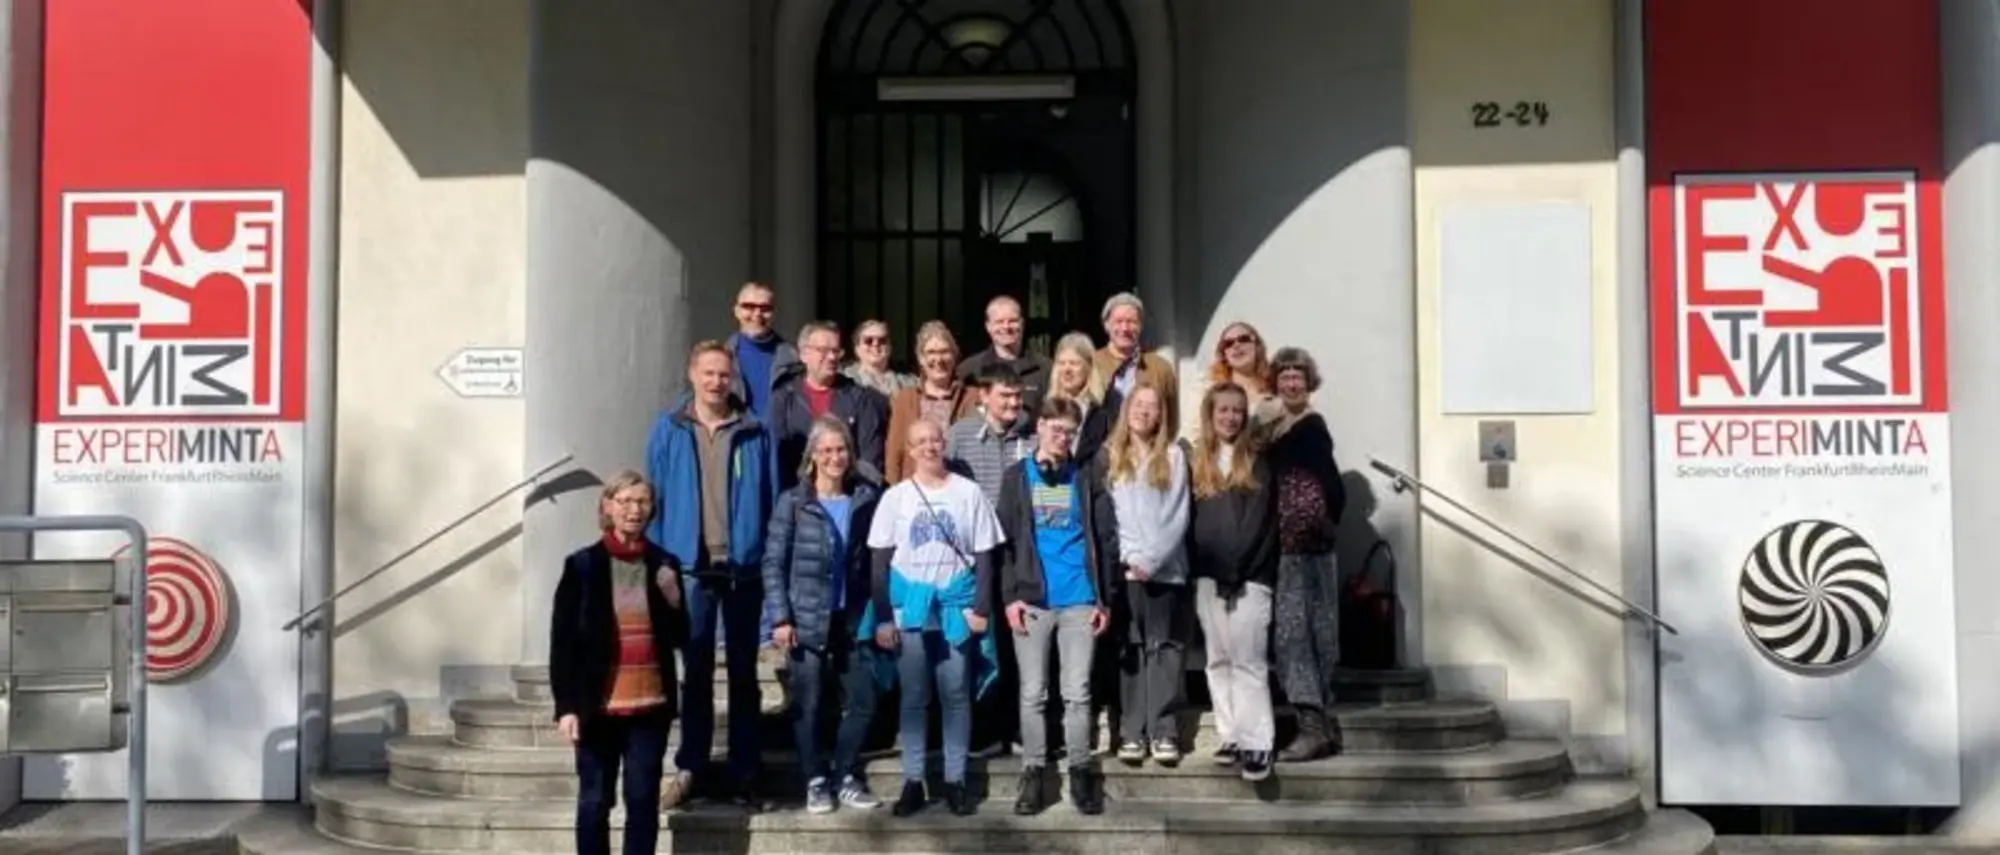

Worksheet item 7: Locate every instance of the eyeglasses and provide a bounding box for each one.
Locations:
[859,336,889,346]
[737,301,775,313]
[1222,334,1258,349]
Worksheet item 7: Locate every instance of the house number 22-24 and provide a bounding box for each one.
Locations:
[1470,101,1550,128]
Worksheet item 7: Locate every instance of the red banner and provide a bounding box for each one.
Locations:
[35,0,313,424]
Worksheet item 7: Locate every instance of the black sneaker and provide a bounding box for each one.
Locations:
[891,779,927,817]
[1068,766,1104,815]
[943,780,975,816]
[1014,766,1049,815]
[1239,750,1273,782]
[1211,742,1239,766]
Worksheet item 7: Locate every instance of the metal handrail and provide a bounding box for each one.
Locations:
[0,515,150,855]
[281,453,575,631]
[1366,457,1679,636]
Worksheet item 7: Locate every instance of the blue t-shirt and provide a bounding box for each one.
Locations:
[818,495,854,613]
[1028,464,1093,608]
[736,334,779,421]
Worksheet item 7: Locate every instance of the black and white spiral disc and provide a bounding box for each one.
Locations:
[1737,519,1890,672]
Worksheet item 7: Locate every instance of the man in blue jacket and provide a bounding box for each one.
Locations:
[645,339,780,810]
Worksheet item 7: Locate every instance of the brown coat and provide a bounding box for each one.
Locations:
[883,383,981,484]
[1094,347,1180,427]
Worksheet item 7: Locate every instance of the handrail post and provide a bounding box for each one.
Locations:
[0,514,149,855]
[1364,457,1680,636]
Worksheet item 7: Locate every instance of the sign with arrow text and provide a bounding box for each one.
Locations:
[437,347,524,399]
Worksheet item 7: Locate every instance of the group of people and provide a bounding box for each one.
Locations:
[548,282,1351,855]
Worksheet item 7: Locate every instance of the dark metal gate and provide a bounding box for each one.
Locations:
[816,0,1137,357]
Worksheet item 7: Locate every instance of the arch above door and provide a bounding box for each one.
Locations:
[773,0,1178,358]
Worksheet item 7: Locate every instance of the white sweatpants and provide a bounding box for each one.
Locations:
[1195,577,1275,752]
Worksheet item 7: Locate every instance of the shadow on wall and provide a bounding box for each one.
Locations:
[336,0,528,179]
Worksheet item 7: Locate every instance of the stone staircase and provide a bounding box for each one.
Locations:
[237,657,1717,854]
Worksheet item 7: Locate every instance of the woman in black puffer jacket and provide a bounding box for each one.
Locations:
[1186,381,1280,783]
[762,416,888,814]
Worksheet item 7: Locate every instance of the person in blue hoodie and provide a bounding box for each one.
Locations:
[645,339,780,810]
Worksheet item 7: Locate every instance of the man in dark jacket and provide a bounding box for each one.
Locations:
[956,294,1052,414]
[768,321,888,489]
[997,396,1121,816]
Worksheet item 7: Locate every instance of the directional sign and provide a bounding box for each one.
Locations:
[437,347,524,399]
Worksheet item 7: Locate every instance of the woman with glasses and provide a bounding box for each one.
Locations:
[883,321,980,483]
[549,471,686,855]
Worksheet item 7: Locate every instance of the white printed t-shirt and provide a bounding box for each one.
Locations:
[867,472,1004,629]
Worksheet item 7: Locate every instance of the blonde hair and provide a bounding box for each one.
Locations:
[1190,382,1261,498]
[1106,383,1172,491]
[597,470,657,530]
[1051,332,1105,405]
[914,320,959,361]
[798,416,856,483]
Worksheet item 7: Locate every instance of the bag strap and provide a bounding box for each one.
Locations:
[911,480,976,568]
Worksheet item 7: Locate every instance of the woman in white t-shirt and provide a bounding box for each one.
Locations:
[867,417,1004,818]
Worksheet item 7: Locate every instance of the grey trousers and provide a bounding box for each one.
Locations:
[1016,604,1098,769]
[1194,578,1275,752]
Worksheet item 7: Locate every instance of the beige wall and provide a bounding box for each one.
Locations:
[330,0,529,769]
[1410,0,1630,769]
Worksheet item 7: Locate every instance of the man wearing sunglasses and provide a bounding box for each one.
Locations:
[723,281,800,423]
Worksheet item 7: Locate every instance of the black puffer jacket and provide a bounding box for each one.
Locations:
[1187,453,1279,596]
[760,474,882,650]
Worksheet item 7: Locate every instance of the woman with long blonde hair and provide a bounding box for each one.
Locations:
[1098,383,1192,766]
[1185,381,1279,782]
[1050,331,1112,461]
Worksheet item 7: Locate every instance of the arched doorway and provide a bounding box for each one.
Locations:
[815,0,1137,358]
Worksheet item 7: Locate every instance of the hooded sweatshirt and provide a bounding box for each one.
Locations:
[1103,442,1191,585]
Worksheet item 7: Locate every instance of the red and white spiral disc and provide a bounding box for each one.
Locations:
[113,537,234,683]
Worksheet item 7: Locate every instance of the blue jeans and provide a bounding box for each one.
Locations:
[676,575,764,783]
[574,711,670,855]
[897,629,972,784]
[787,625,880,784]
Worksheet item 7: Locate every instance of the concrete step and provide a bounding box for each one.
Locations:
[1580,809,1719,854]
[449,693,1500,755]
[309,773,1653,854]
[511,658,786,704]
[384,733,1569,804]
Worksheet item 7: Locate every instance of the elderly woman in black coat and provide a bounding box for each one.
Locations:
[549,470,686,855]
[1263,347,1348,762]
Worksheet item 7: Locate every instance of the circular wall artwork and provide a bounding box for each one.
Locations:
[1737,519,1890,673]
[112,537,236,683]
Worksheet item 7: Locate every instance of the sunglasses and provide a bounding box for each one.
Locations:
[737,301,775,313]
[859,336,889,346]
[1222,333,1258,349]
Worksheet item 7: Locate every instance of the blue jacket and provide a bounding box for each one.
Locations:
[644,405,780,576]
[761,476,882,650]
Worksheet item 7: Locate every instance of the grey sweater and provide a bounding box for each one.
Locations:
[1106,442,1191,585]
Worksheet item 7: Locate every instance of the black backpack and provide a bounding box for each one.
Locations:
[1340,538,1401,670]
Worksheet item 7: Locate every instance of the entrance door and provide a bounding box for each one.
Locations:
[816,0,1136,357]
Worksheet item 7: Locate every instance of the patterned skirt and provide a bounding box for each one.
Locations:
[1272,551,1341,710]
